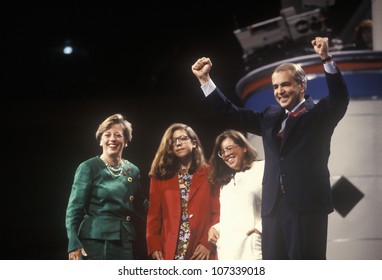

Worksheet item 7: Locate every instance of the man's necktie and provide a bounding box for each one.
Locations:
[277,111,292,138]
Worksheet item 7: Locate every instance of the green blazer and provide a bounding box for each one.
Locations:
[65,156,146,253]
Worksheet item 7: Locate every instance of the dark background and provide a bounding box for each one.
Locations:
[1,1,361,259]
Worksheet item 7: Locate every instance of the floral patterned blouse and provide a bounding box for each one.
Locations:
[174,169,193,260]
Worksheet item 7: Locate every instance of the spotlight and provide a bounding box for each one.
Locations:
[63,40,73,55]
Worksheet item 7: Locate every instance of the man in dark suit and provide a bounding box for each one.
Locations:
[191,37,349,259]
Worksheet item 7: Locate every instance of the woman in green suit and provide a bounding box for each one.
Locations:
[65,113,148,260]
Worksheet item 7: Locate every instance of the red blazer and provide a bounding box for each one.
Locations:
[146,164,220,260]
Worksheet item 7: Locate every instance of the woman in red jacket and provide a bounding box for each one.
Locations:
[146,123,219,260]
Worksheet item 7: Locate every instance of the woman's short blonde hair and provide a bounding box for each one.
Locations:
[95,113,132,143]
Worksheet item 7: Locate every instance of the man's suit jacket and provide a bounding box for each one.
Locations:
[206,69,349,216]
[146,164,220,259]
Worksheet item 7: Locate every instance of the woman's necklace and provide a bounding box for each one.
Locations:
[102,158,124,178]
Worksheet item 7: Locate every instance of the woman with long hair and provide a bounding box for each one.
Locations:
[146,123,219,260]
[208,129,264,259]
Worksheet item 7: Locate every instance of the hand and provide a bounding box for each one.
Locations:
[191,57,212,85]
[246,228,261,236]
[208,226,219,245]
[311,37,330,60]
[151,250,164,260]
[68,248,87,260]
[190,244,210,260]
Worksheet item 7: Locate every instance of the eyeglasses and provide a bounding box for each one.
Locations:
[218,145,238,158]
[171,135,190,145]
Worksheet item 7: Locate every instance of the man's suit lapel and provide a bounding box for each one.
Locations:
[281,97,314,149]
[282,107,305,143]
[265,107,284,150]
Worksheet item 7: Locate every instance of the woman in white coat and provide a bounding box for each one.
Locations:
[208,129,264,260]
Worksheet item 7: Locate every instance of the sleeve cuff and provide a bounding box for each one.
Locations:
[201,79,216,97]
[323,60,338,74]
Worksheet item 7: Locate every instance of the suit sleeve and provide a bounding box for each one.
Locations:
[318,68,349,126]
[132,170,149,222]
[199,181,221,252]
[146,177,163,256]
[211,184,220,227]
[65,162,93,253]
[206,88,264,135]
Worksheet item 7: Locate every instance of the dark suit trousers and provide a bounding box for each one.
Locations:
[262,194,328,260]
